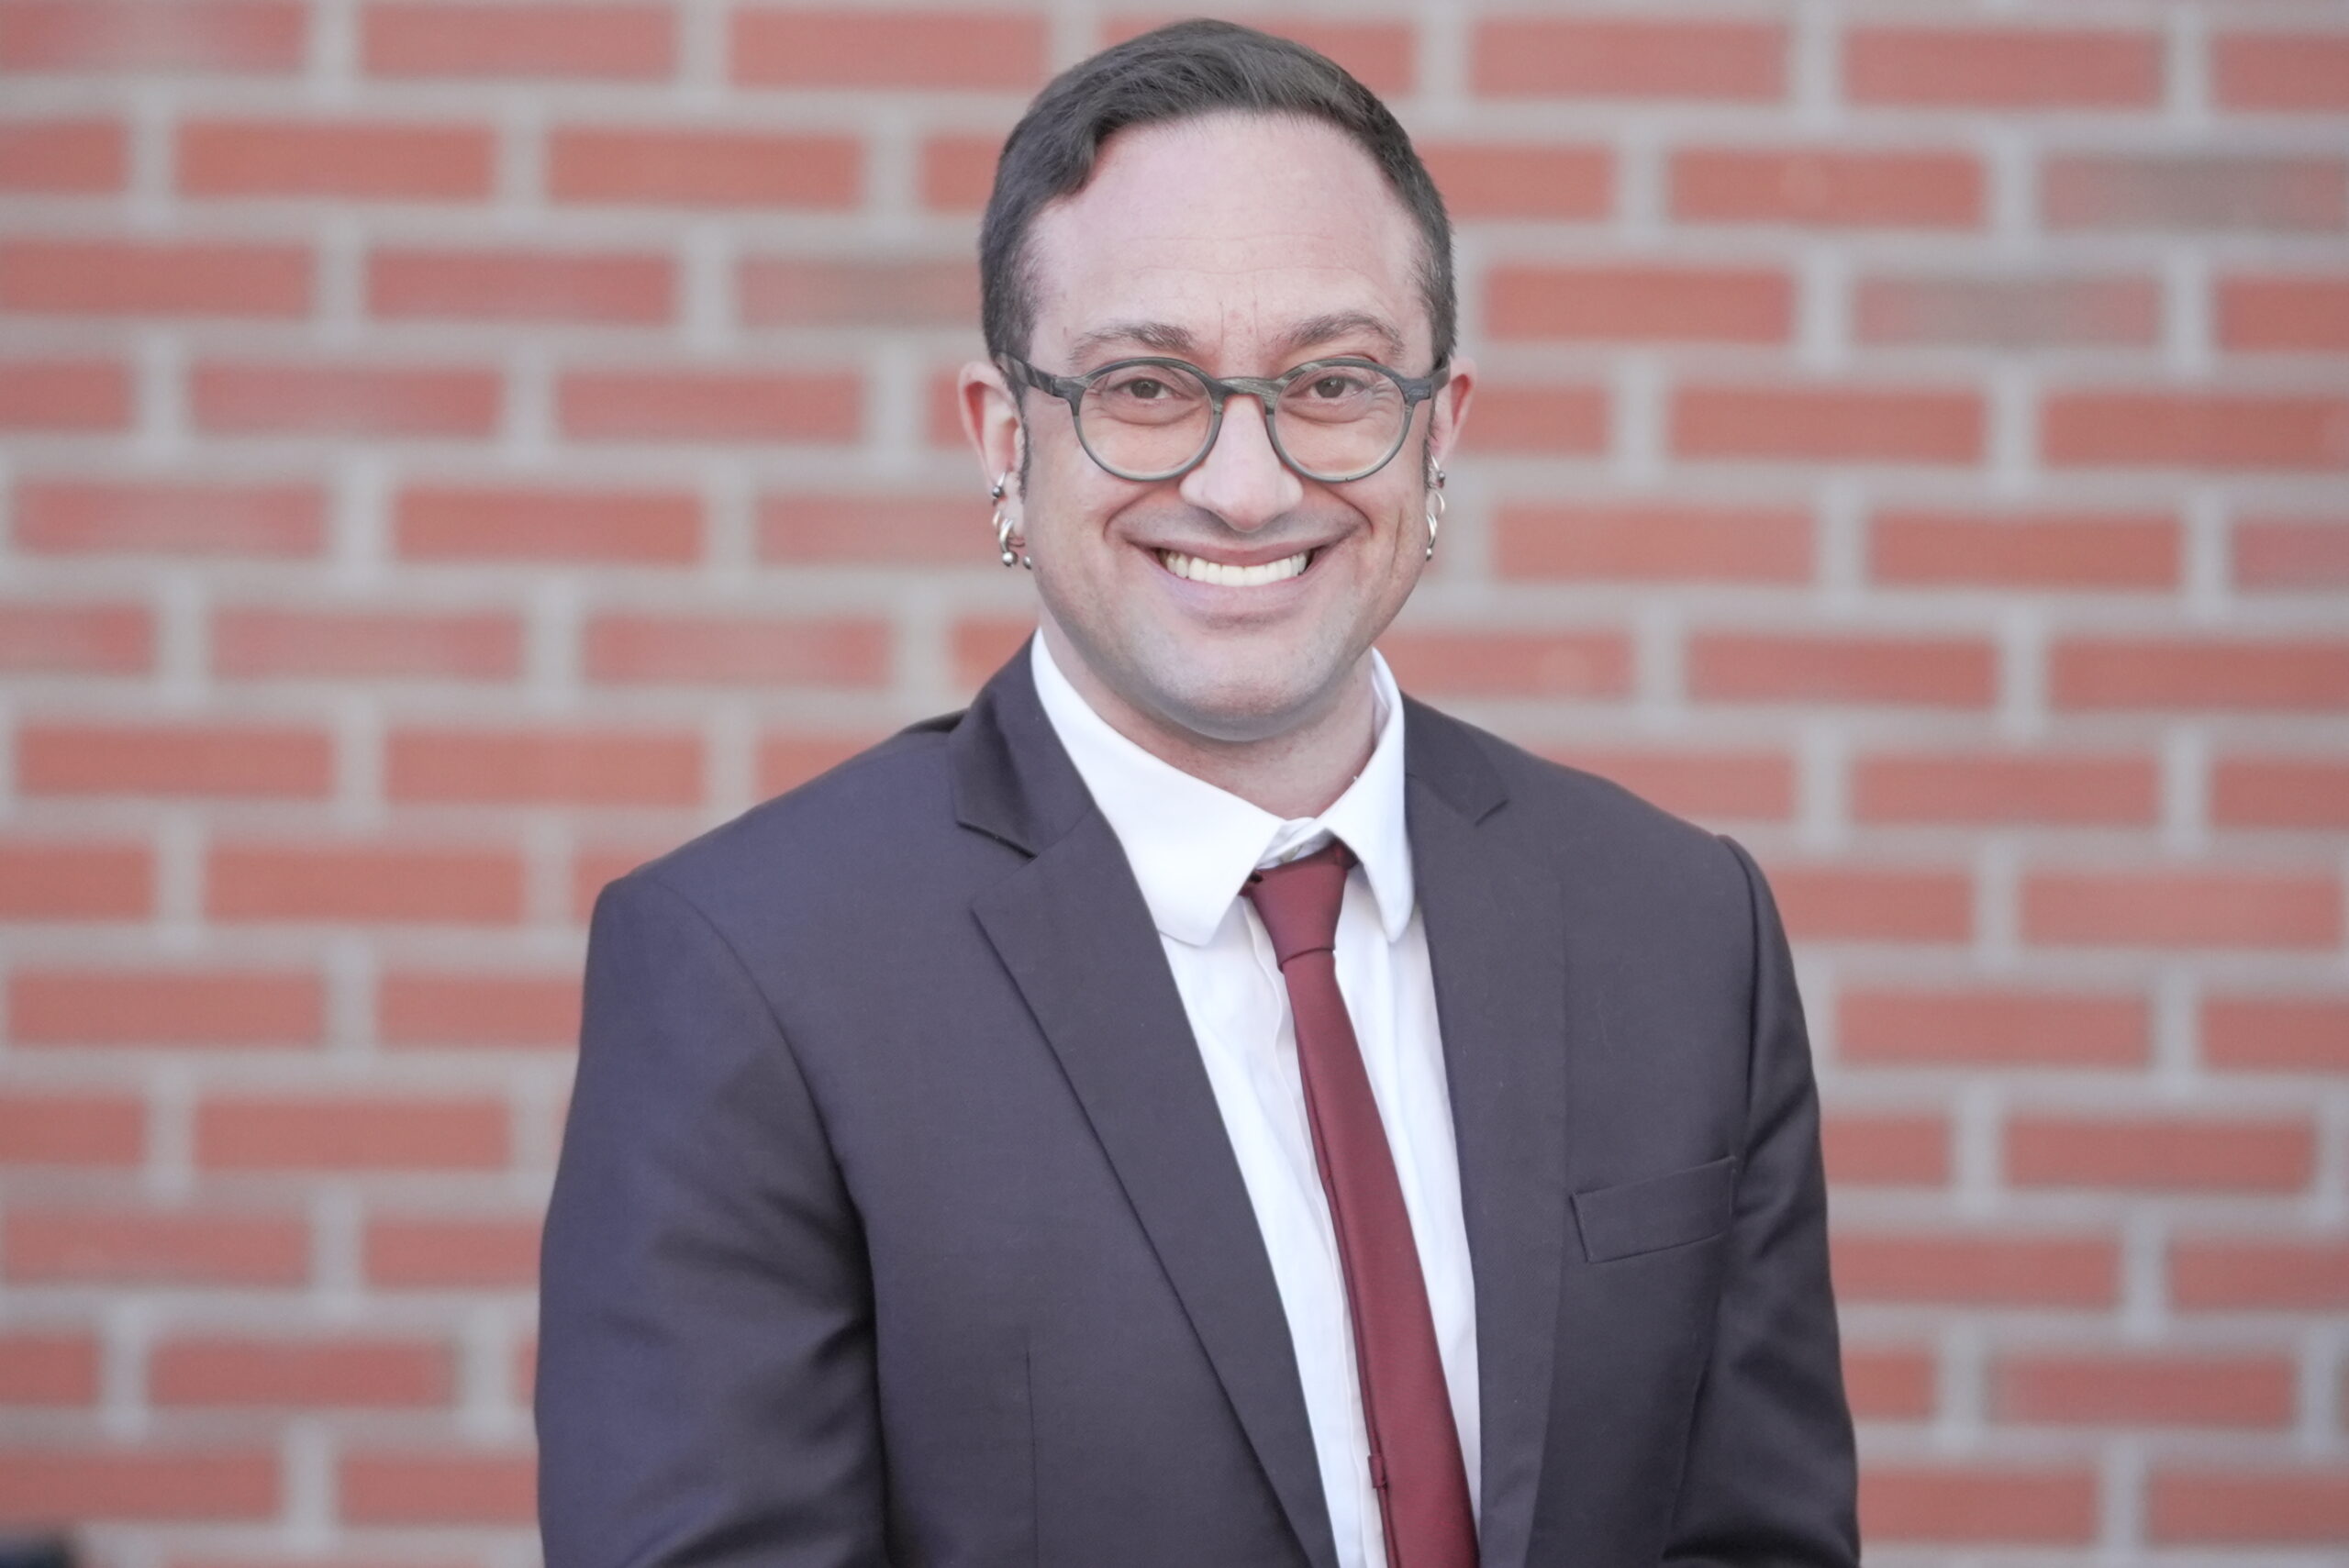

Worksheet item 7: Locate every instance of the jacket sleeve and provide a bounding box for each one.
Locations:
[538,871,888,1568]
[1664,839,1861,1566]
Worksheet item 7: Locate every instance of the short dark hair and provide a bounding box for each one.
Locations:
[978,18,1454,370]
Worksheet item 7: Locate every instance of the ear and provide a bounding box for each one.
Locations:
[1425,353,1475,473]
[958,360,1024,495]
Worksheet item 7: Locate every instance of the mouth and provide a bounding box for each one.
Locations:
[1154,547,1316,587]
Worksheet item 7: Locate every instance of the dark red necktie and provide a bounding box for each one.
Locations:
[1244,842,1477,1568]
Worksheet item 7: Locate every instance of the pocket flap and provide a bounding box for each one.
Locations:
[1572,1156,1738,1262]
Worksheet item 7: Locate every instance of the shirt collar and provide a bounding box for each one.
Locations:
[1030,634,1416,948]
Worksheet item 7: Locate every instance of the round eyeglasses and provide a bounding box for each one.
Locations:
[1002,354,1449,484]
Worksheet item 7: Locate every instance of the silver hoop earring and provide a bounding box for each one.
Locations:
[1422,463,1446,562]
[989,472,1030,570]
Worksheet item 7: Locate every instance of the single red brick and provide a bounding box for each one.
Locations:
[0,1332,98,1406]
[0,839,150,919]
[1418,143,1611,221]
[395,484,700,564]
[2214,756,2349,828]
[1687,632,1995,707]
[1839,989,2148,1068]
[364,1216,538,1287]
[548,127,861,208]
[19,722,332,798]
[918,132,1000,210]
[0,601,151,673]
[1996,1351,2296,1428]
[0,1448,279,1521]
[2151,1469,2349,1543]
[2201,995,2349,1073]
[2218,274,2349,352]
[1854,273,2161,348]
[2043,155,2347,232]
[1869,508,2177,589]
[0,1093,144,1167]
[207,842,525,924]
[192,361,501,438]
[0,239,310,317]
[1759,863,1974,943]
[584,613,891,687]
[386,727,704,806]
[178,118,495,200]
[195,1095,509,1171]
[2007,1115,2315,1193]
[340,1450,535,1524]
[738,256,974,328]
[378,971,580,1049]
[0,0,304,71]
[211,607,522,681]
[1861,1465,2100,1544]
[2053,391,2349,470]
[363,0,674,78]
[0,358,131,429]
[1851,751,2159,826]
[756,732,883,796]
[1842,1344,1935,1421]
[759,493,976,565]
[1833,1232,2118,1307]
[1101,15,1413,94]
[1823,1112,1949,1186]
[0,118,126,192]
[1673,150,1983,228]
[368,247,673,324]
[2172,1240,2349,1309]
[1487,263,1791,343]
[8,968,321,1048]
[2024,869,2342,950]
[1498,501,1812,584]
[729,8,1044,89]
[1674,384,1983,463]
[951,617,1030,691]
[150,1335,452,1407]
[1539,747,1797,823]
[12,478,324,556]
[2235,515,2349,588]
[558,368,859,443]
[1377,629,1632,698]
[2213,33,2349,112]
[1459,380,1609,454]
[4,1207,308,1285]
[1474,17,1783,100]
[2053,637,2349,710]
[1844,28,2161,107]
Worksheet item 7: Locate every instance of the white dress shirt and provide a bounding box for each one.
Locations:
[1030,635,1481,1568]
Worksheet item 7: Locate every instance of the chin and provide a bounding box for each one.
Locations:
[1137,653,1353,745]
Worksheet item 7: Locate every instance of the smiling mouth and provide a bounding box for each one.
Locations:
[1155,548,1315,587]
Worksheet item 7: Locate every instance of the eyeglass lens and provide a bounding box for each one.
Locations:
[1077,362,1410,481]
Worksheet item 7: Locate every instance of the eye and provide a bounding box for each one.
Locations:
[1126,378,1167,400]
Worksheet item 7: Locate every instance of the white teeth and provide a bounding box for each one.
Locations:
[1156,549,1311,586]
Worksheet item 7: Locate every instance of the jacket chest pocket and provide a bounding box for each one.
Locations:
[1571,1155,1738,1263]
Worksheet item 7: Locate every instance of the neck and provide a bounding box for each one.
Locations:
[1039,621,1379,821]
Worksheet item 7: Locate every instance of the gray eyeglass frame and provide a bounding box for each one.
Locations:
[1001,353,1450,484]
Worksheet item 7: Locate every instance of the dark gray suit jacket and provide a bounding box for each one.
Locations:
[538,647,1858,1568]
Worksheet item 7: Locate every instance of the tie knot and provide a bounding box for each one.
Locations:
[1241,840,1355,967]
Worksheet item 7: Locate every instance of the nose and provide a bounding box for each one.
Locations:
[1176,394,1304,532]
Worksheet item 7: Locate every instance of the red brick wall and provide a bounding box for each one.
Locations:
[2,0,2343,1560]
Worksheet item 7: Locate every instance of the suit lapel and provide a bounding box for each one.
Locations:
[959,654,1341,1568]
[1405,702,1572,1568]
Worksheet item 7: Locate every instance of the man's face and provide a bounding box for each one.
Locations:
[963,112,1475,746]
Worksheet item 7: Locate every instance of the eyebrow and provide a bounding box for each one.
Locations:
[1063,310,1408,367]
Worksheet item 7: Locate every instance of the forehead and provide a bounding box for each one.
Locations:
[1021,112,1427,364]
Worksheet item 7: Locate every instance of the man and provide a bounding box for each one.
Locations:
[539,20,1857,1568]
